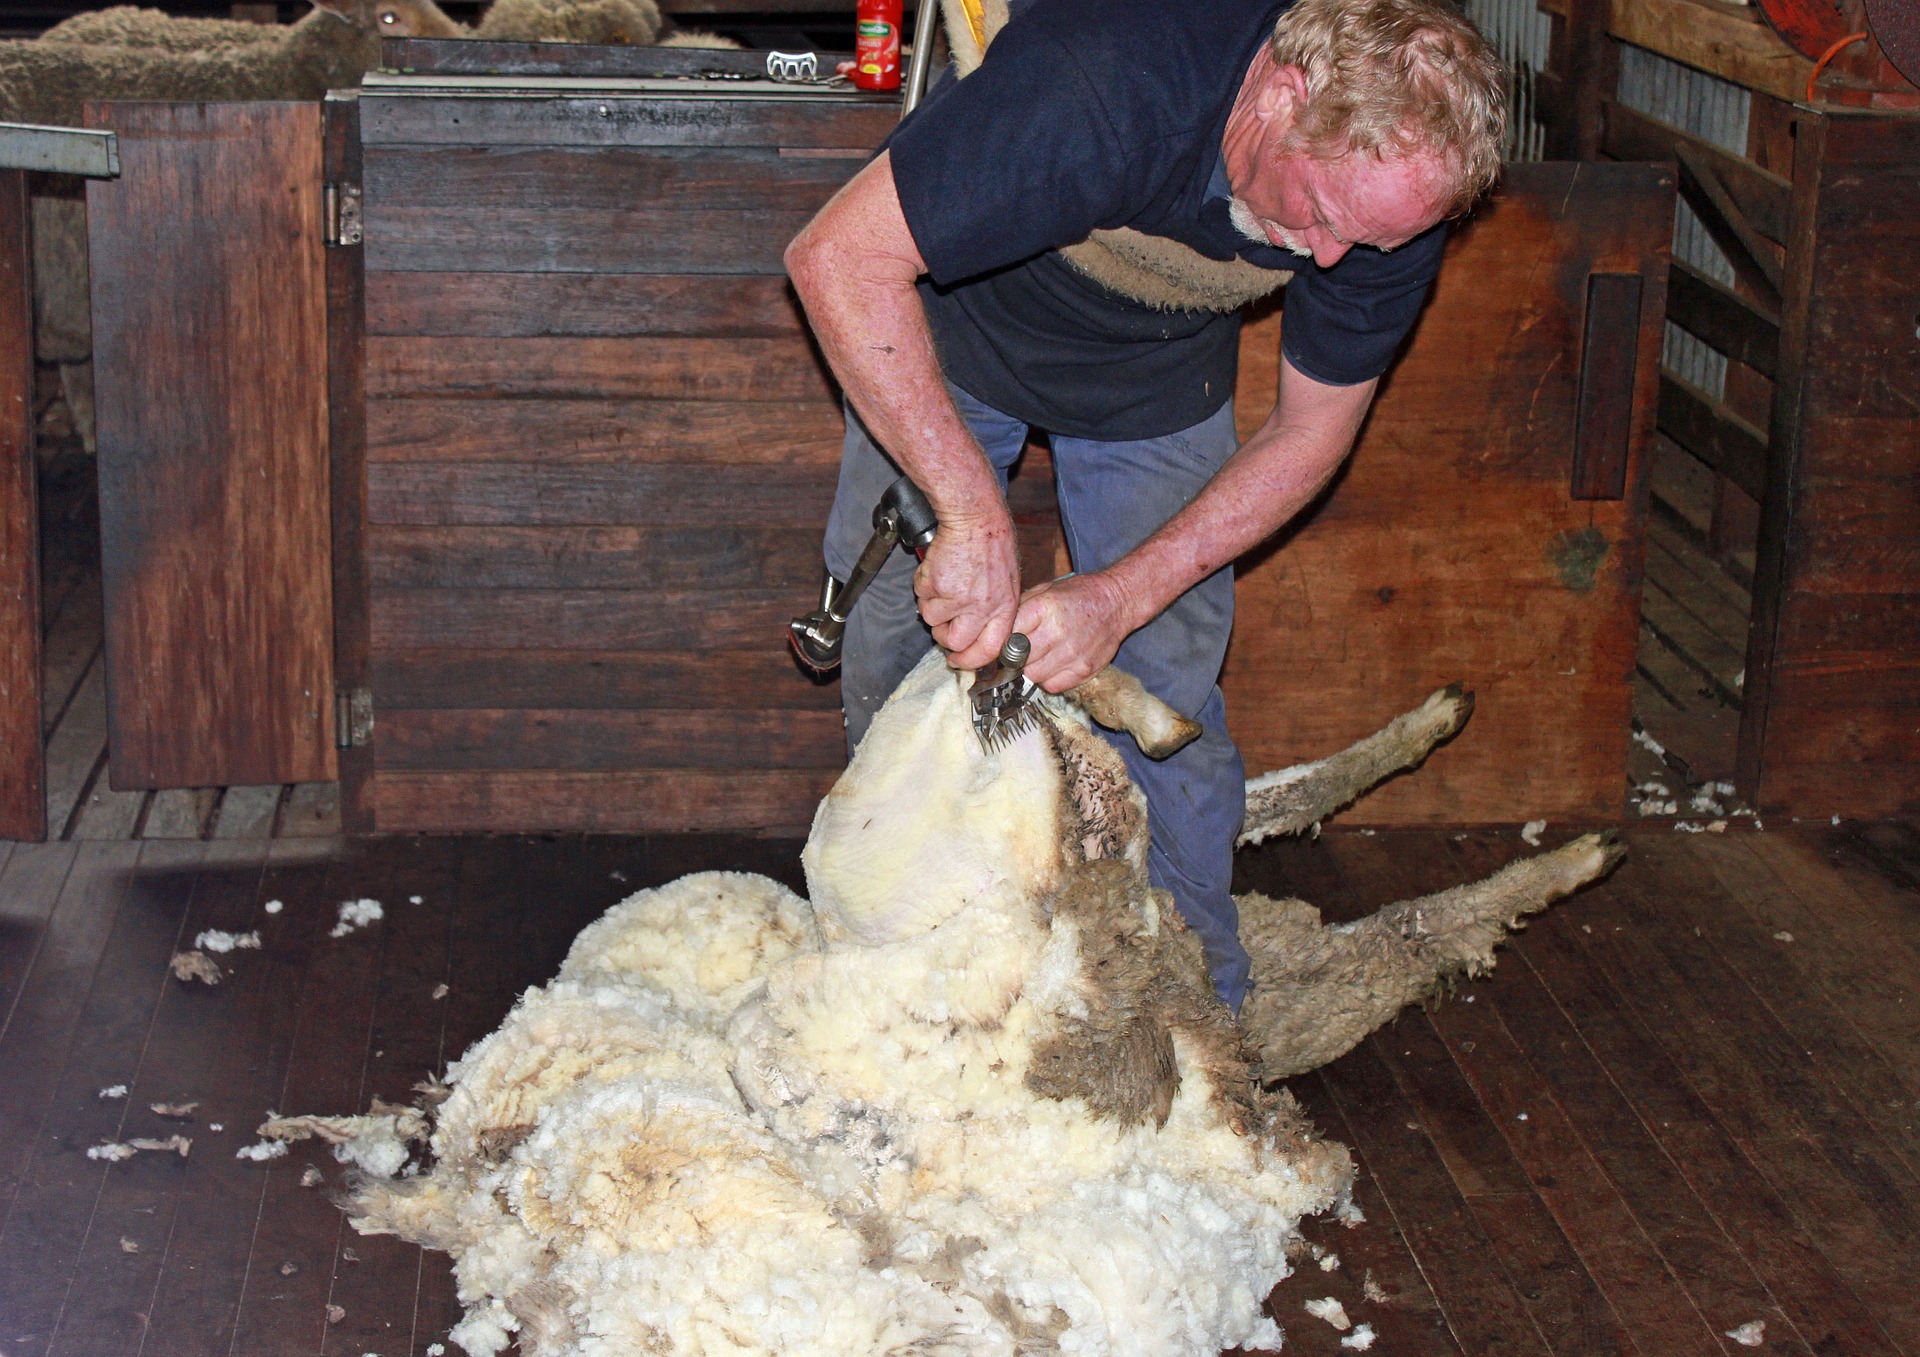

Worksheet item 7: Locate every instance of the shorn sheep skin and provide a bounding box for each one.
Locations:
[327,651,1620,1356]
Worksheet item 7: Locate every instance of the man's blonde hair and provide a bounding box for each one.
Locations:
[1270,0,1508,216]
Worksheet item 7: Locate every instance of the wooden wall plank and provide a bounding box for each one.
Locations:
[368,205,819,275]
[365,145,859,215]
[0,168,42,841]
[370,648,840,711]
[366,335,835,401]
[86,102,336,790]
[358,94,900,149]
[367,524,826,591]
[367,769,836,832]
[366,462,837,527]
[372,588,799,651]
[374,708,846,770]
[1606,0,1814,105]
[365,271,807,338]
[367,397,845,464]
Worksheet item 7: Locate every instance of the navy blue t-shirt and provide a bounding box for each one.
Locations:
[888,0,1446,441]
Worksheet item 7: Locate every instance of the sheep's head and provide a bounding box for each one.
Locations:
[803,649,1151,948]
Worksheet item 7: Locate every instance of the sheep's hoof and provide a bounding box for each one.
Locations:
[1434,682,1476,736]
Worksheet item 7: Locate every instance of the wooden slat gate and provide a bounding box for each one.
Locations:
[1224,162,1673,823]
[339,81,904,833]
[86,101,338,791]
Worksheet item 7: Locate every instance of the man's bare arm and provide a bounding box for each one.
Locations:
[1017,355,1376,691]
[784,150,1019,669]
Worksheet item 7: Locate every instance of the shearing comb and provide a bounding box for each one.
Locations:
[970,632,1045,752]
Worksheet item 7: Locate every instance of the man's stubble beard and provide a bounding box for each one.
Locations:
[1228,197,1314,258]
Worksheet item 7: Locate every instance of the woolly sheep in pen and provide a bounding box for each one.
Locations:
[41,6,322,51]
[324,652,1618,1357]
[0,0,462,130]
[473,0,662,46]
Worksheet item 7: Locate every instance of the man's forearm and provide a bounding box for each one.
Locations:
[785,151,1022,667]
[784,151,1004,531]
[1103,358,1376,631]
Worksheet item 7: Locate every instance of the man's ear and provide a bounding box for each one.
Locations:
[1264,63,1310,122]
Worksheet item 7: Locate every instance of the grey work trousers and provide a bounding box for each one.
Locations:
[822,385,1251,1011]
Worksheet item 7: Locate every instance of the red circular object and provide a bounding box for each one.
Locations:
[1755,0,1857,59]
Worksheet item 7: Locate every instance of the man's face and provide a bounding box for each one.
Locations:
[1229,146,1447,269]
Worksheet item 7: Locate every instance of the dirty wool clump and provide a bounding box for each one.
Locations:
[348,654,1356,1357]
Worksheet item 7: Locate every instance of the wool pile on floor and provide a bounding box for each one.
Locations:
[306,651,1617,1356]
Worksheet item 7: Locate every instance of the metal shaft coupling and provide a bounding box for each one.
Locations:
[788,475,938,671]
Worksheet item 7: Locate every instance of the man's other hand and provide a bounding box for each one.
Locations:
[1014,573,1139,692]
[915,511,1021,669]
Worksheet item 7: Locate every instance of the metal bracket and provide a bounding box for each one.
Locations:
[336,687,374,748]
[766,50,819,82]
[324,182,363,247]
[0,122,119,178]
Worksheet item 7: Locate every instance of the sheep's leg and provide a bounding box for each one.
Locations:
[1360,830,1624,975]
[1237,684,1474,846]
[1241,832,1624,1077]
[1063,666,1201,759]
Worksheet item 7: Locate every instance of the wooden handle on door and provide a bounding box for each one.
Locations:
[1571,272,1644,502]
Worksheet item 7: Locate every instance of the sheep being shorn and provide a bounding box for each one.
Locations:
[336,652,1619,1356]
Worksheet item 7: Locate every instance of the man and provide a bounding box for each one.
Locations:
[785,0,1507,1011]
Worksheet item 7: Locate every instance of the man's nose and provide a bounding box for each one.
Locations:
[1310,230,1352,268]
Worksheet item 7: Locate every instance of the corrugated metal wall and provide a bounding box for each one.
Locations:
[1465,0,1553,160]
[1616,43,1751,399]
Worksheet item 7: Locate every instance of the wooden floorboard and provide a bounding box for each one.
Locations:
[114,840,278,1357]
[36,840,205,1357]
[1281,1075,1468,1355]
[1322,836,1634,1357]
[0,828,1912,1354]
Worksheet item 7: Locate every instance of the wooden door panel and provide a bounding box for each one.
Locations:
[1224,162,1673,824]
[86,102,336,789]
[0,169,43,840]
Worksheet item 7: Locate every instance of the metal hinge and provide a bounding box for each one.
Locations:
[324,182,363,246]
[336,687,374,748]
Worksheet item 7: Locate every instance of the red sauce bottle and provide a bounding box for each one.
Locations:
[853,0,903,90]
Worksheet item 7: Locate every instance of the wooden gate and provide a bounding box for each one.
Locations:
[337,79,904,833]
[86,101,337,791]
[1224,161,1673,824]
